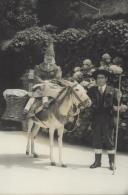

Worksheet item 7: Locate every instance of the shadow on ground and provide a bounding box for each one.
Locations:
[0,153,51,170]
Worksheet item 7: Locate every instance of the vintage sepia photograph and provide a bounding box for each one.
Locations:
[0,0,128,195]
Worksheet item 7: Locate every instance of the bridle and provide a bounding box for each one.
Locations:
[32,82,90,132]
[64,83,89,133]
[68,83,89,108]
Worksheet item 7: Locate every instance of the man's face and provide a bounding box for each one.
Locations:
[44,56,54,64]
[105,57,111,64]
[96,74,107,86]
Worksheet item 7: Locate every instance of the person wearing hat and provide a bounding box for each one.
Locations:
[100,53,112,70]
[72,67,83,83]
[82,59,94,70]
[80,59,96,89]
[34,41,62,83]
[82,59,94,77]
[87,69,122,170]
[112,56,123,67]
[32,41,63,115]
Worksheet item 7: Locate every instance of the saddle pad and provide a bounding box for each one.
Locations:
[39,80,64,98]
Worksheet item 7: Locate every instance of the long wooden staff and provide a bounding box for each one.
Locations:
[113,75,122,175]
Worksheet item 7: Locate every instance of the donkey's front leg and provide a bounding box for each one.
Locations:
[58,127,67,168]
[49,128,56,166]
[26,119,33,155]
[31,124,40,158]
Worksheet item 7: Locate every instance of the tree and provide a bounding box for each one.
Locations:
[0,0,38,41]
[55,28,87,74]
[81,19,128,66]
[36,0,81,29]
[6,26,51,68]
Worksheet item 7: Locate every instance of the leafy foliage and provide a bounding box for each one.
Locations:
[83,19,128,65]
[7,26,51,67]
[0,0,128,151]
[42,24,58,34]
[0,0,38,40]
[37,0,81,28]
[55,28,88,74]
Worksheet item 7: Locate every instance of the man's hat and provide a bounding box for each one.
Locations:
[101,53,111,60]
[92,68,111,79]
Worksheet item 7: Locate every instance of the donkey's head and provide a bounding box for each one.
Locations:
[69,82,91,109]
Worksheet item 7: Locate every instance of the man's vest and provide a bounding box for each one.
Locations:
[88,85,118,113]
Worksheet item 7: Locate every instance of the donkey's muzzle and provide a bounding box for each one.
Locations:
[80,99,91,109]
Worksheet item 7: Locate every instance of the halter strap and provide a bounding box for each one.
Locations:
[70,84,85,105]
[54,87,68,104]
[53,82,87,106]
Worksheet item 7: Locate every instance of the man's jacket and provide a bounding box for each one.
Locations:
[87,85,119,113]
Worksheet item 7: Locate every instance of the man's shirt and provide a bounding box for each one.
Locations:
[98,84,107,94]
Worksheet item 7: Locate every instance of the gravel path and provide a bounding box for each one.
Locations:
[0,131,127,195]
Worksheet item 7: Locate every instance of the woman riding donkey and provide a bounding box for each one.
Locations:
[23,40,62,117]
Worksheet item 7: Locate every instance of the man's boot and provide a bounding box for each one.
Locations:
[108,153,115,170]
[90,153,102,168]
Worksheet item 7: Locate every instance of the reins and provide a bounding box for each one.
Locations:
[33,82,86,133]
[63,84,84,134]
[65,106,80,134]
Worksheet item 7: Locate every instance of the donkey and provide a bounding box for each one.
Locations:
[25,80,91,167]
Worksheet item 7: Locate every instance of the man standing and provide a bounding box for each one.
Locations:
[87,69,121,170]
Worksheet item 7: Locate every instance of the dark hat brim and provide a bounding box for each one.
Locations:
[92,69,111,79]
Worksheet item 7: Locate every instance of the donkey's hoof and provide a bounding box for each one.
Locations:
[61,164,67,168]
[51,162,56,166]
[26,151,29,155]
[33,153,39,158]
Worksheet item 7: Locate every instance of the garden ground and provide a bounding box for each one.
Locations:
[0,130,128,195]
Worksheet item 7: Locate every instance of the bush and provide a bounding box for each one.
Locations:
[14,13,38,31]
[55,28,88,74]
[0,0,39,40]
[7,26,51,67]
[82,19,128,66]
[37,0,81,29]
[42,24,58,34]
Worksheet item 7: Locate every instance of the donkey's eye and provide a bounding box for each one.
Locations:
[75,89,79,91]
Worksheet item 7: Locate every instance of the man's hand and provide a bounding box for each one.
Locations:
[113,104,128,112]
[51,79,59,84]
[51,79,63,86]
[116,90,122,101]
[35,76,44,83]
